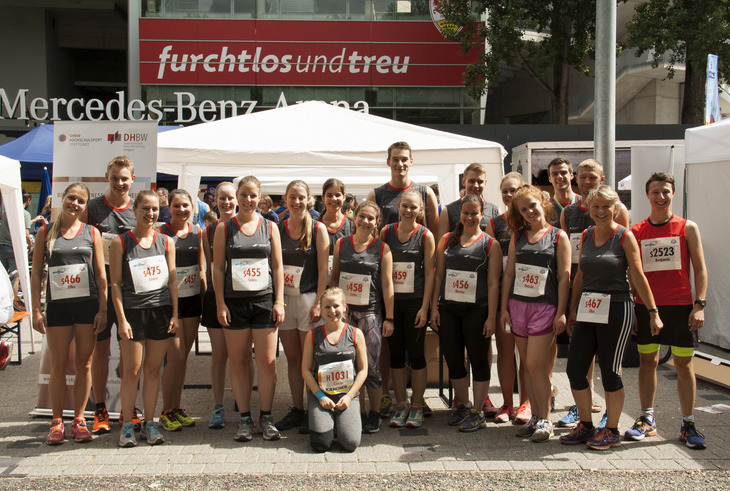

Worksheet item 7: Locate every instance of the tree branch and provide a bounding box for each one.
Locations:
[516,49,555,100]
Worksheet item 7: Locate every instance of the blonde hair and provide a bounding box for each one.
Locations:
[398,188,425,225]
[506,185,555,232]
[586,185,621,218]
[577,159,604,176]
[319,286,348,316]
[47,183,90,258]
[501,171,525,187]
[106,155,135,175]
[352,201,381,240]
[285,180,313,252]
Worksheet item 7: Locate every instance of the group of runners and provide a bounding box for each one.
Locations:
[30,141,708,453]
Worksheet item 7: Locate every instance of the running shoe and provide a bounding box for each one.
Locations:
[406,405,424,428]
[235,415,255,442]
[379,395,393,418]
[259,414,281,441]
[531,418,554,443]
[550,385,558,411]
[513,404,532,425]
[515,415,538,437]
[70,417,93,443]
[275,407,306,431]
[557,405,580,428]
[159,409,183,432]
[389,404,409,428]
[118,422,136,447]
[458,408,486,433]
[92,407,110,434]
[46,419,65,445]
[559,422,596,445]
[448,404,469,426]
[142,421,165,445]
[494,405,513,424]
[172,407,195,427]
[679,421,706,449]
[624,416,657,441]
[586,428,620,450]
[450,397,461,414]
[209,405,225,429]
[482,395,498,418]
[422,400,432,417]
[597,412,608,430]
[119,408,143,432]
[591,401,602,413]
[362,410,381,434]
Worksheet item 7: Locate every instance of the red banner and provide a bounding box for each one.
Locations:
[139,19,478,86]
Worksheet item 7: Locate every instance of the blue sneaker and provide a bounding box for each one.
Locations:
[557,405,580,428]
[597,412,608,430]
[209,405,225,429]
[458,408,486,432]
[679,421,706,449]
[624,416,657,441]
[448,404,469,426]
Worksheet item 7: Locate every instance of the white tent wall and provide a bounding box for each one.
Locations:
[685,119,730,350]
[0,156,32,322]
[630,143,685,224]
[158,102,506,208]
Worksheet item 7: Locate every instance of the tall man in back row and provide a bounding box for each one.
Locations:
[366,141,439,418]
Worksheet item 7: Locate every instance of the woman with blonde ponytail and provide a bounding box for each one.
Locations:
[31,183,107,445]
[275,180,329,433]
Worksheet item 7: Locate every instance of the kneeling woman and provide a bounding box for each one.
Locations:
[110,190,178,447]
[302,288,368,452]
[560,186,661,450]
[431,195,502,432]
[31,182,107,445]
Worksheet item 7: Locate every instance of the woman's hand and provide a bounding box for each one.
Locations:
[430,309,440,333]
[217,304,231,327]
[168,316,180,334]
[32,309,46,335]
[553,313,566,335]
[93,310,107,335]
[414,307,428,329]
[382,319,394,337]
[273,302,285,327]
[335,394,352,411]
[319,395,335,410]
[309,301,321,324]
[119,321,133,341]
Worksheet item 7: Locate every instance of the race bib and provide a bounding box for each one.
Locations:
[641,236,681,272]
[101,233,116,265]
[129,255,168,294]
[392,262,415,294]
[576,292,611,324]
[339,272,371,306]
[231,258,268,292]
[570,233,582,264]
[48,263,90,300]
[513,263,548,298]
[283,264,303,296]
[176,264,200,297]
[318,359,355,395]
[444,269,477,303]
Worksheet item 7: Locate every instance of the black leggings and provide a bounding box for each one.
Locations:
[566,299,633,393]
[438,302,491,382]
[388,298,427,370]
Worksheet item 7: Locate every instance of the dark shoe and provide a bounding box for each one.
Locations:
[362,410,381,434]
[275,407,306,431]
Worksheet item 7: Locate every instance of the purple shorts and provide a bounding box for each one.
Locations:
[508,299,556,338]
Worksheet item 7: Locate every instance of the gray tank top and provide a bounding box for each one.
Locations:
[338,236,384,312]
[440,231,494,305]
[510,227,561,305]
[563,201,594,280]
[223,216,273,300]
[445,198,500,232]
[490,214,511,256]
[45,223,98,303]
[86,195,135,235]
[383,223,427,300]
[580,226,631,301]
[161,223,200,268]
[373,181,428,227]
[279,219,320,295]
[120,231,170,309]
[319,215,354,254]
[311,324,358,400]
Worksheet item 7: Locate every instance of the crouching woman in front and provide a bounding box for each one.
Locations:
[302,287,368,452]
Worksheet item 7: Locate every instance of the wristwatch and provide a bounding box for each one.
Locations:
[694,299,707,308]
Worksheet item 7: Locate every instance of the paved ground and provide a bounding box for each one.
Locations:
[1,317,730,489]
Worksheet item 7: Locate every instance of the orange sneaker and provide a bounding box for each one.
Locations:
[71,417,93,443]
[46,418,65,445]
[93,407,110,434]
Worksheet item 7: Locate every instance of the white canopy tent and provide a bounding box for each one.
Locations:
[157,101,507,206]
[685,119,730,349]
[0,155,32,322]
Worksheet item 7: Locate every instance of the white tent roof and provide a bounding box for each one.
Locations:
[157,101,506,205]
[0,155,32,323]
[685,118,730,164]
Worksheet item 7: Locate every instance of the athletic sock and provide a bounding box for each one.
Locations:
[260,410,271,418]
[641,407,655,423]
[581,421,594,430]
[607,427,619,435]
[240,411,251,419]
[682,414,695,423]
[95,402,106,411]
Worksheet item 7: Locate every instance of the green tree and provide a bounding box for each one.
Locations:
[439,0,597,123]
[623,0,730,123]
